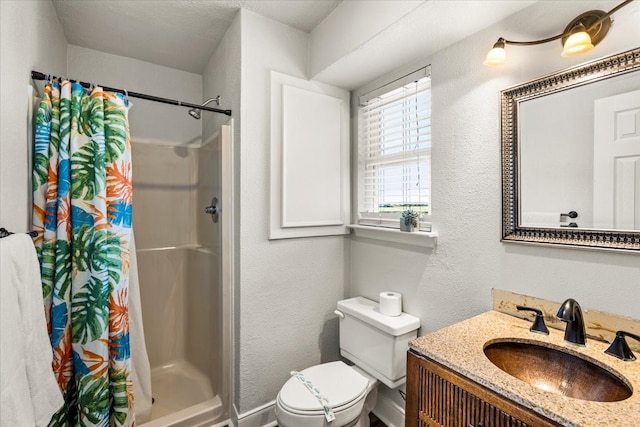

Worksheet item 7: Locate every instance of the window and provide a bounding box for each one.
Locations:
[357,67,431,230]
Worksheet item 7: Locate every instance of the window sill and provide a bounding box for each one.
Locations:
[348,225,438,249]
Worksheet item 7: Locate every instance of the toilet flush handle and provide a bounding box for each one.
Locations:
[334,310,344,319]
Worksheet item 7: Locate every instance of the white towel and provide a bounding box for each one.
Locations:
[0,234,64,426]
[129,232,153,423]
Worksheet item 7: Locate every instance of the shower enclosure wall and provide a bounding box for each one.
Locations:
[133,135,227,426]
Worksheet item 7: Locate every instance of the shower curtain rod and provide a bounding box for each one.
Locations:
[31,71,232,116]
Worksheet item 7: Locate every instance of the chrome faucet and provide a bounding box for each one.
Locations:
[556,298,586,346]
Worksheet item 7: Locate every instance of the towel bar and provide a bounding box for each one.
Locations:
[0,227,37,238]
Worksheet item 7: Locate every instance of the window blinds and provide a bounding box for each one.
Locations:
[358,72,432,227]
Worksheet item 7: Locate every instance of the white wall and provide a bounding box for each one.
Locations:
[202,11,242,420]
[349,0,640,410]
[236,9,348,414]
[310,0,537,90]
[0,0,67,232]
[67,45,202,147]
[202,9,241,251]
[349,0,640,347]
[223,0,640,416]
[520,87,595,227]
[202,11,241,140]
[5,0,639,420]
[309,0,423,78]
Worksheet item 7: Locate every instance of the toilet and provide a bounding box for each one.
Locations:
[275,296,420,427]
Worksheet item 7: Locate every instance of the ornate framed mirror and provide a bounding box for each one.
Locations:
[501,47,640,252]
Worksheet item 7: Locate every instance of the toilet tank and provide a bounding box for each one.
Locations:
[336,296,420,389]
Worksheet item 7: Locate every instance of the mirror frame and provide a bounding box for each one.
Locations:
[501,47,640,253]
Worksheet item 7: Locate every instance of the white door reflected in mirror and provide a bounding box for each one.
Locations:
[593,89,640,231]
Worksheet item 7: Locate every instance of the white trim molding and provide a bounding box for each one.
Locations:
[269,70,351,240]
[348,225,437,249]
[234,401,277,427]
[232,390,405,427]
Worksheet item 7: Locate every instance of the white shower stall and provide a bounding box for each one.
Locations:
[66,45,234,427]
[133,124,233,427]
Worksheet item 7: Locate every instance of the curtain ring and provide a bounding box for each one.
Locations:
[124,89,129,101]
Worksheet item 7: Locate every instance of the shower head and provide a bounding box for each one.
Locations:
[188,108,201,120]
[188,96,221,120]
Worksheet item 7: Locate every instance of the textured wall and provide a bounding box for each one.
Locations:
[236,9,348,414]
[0,0,67,231]
[67,45,202,146]
[7,1,639,421]
[351,0,640,330]
[309,0,423,78]
[202,13,241,418]
[349,0,640,409]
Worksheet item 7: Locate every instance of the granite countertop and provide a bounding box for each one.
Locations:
[409,310,640,427]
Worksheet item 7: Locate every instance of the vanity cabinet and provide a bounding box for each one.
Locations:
[405,350,562,427]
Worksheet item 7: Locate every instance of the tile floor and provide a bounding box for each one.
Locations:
[369,413,387,427]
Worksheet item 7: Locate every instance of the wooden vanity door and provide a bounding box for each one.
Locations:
[405,351,561,427]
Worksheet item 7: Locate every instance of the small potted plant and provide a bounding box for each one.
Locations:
[400,209,419,232]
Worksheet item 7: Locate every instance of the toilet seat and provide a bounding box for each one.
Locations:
[275,362,374,427]
[280,361,369,412]
[278,388,367,416]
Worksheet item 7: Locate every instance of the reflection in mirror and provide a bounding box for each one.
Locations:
[501,47,640,252]
[519,72,640,231]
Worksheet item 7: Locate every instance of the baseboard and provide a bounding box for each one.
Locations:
[234,401,277,427]
[232,392,403,427]
[372,391,405,427]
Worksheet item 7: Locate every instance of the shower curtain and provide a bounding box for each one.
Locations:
[32,80,135,427]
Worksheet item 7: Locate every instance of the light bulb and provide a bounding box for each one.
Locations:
[562,23,594,57]
[484,39,506,66]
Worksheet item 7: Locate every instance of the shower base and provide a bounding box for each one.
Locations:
[140,360,224,427]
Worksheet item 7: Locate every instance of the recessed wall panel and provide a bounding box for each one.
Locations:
[281,86,343,227]
[269,71,350,239]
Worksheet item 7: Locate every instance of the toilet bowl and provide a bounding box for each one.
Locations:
[275,297,420,427]
[275,362,378,427]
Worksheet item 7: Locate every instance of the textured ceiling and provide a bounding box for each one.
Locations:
[53,0,541,81]
[53,0,342,74]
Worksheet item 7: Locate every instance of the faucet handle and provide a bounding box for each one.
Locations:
[516,305,549,335]
[605,331,640,361]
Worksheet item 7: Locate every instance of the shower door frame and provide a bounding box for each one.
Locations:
[219,119,235,423]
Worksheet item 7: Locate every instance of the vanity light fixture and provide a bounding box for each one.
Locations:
[484,0,634,66]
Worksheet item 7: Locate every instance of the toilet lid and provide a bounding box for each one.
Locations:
[279,361,369,413]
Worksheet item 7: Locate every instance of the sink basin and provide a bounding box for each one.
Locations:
[484,340,632,402]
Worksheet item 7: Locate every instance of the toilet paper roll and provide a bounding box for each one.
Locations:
[379,292,402,317]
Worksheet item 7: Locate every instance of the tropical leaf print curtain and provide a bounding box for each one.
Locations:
[32,80,135,427]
